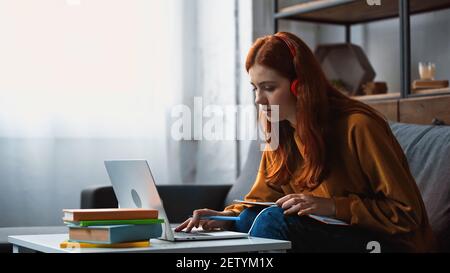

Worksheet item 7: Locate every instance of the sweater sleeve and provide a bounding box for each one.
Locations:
[223,150,285,216]
[333,115,424,235]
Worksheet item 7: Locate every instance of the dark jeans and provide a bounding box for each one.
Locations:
[231,206,399,253]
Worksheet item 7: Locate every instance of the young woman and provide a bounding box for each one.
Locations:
[175,32,435,252]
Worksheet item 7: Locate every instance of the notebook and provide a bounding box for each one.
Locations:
[233,200,349,226]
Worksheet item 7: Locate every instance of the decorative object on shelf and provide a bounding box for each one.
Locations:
[315,43,375,96]
[431,117,446,126]
[418,62,436,80]
[362,81,388,95]
[412,79,449,91]
[413,61,448,94]
[330,79,351,95]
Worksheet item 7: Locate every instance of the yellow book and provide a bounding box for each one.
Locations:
[60,240,150,249]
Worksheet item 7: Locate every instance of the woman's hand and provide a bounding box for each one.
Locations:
[174,209,236,233]
[275,194,336,217]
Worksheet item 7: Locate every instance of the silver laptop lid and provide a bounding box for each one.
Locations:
[104,159,174,240]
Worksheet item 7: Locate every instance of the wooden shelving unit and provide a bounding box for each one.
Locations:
[275,0,450,25]
[273,0,450,100]
[352,88,450,101]
[411,87,450,96]
[352,92,400,102]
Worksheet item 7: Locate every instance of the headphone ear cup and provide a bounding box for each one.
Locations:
[290,79,299,96]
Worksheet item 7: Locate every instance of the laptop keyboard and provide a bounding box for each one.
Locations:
[174,231,210,237]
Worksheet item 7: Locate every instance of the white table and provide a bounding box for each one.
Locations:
[8,234,291,253]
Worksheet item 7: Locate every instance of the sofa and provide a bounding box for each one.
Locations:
[80,122,450,252]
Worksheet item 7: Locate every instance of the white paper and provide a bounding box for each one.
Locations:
[307,214,349,226]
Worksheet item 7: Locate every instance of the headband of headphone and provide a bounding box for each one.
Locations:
[274,33,299,96]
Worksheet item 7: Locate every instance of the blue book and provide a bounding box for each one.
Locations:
[69,224,162,244]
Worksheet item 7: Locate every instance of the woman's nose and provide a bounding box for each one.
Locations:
[254,90,268,105]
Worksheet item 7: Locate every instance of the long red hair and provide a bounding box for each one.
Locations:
[246,32,387,191]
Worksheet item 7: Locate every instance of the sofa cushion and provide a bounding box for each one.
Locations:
[390,122,450,251]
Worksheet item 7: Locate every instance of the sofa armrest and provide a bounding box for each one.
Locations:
[80,185,118,209]
[157,184,232,223]
[80,184,232,223]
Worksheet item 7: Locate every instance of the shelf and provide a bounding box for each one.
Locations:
[352,88,450,101]
[275,0,450,25]
[352,92,400,101]
[411,87,450,96]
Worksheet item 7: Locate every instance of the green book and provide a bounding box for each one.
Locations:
[64,218,164,227]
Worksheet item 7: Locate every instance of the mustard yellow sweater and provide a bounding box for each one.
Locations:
[224,113,435,252]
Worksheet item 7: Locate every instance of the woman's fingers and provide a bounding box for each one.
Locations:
[202,220,230,231]
[175,208,230,233]
[185,208,216,233]
[174,218,191,232]
[298,207,315,216]
[284,201,312,215]
[280,196,306,210]
[202,220,216,231]
[283,203,302,215]
[276,194,307,207]
[175,217,206,232]
[276,194,297,206]
[202,221,210,231]
[185,215,201,233]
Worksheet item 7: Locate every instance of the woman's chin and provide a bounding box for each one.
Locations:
[265,114,280,123]
[261,110,282,123]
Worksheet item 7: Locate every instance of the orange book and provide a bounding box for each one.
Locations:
[63,208,158,221]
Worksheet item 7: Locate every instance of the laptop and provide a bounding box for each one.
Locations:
[104,159,248,241]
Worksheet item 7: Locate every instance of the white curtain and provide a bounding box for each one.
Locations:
[0,0,254,227]
[177,0,254,185]
[0,0,183,226]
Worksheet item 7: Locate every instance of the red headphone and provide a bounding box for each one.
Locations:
[290,80,299,97]
[274,33,299,97]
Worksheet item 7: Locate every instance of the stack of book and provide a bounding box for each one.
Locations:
[61,208,163,248]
